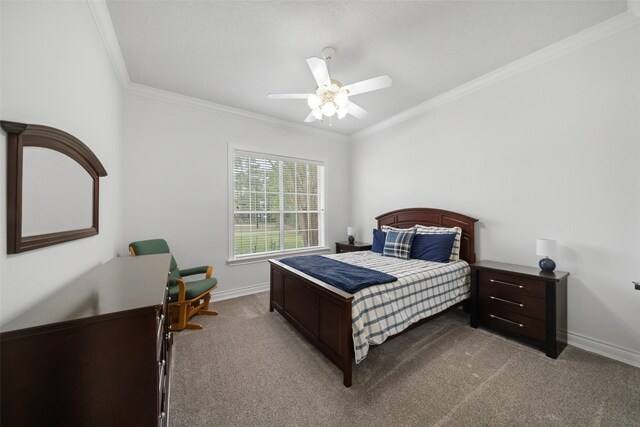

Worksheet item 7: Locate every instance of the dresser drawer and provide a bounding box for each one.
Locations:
[482,309,545,341]
[479,285,545,321]
[478,270,546,299]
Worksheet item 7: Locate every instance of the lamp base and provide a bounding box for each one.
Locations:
[348,236,355,245]
[539,257,556,272]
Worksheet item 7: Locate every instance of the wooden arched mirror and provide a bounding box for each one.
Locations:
[2,121,108,253]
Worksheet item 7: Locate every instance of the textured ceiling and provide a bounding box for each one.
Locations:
[106,1,627,136]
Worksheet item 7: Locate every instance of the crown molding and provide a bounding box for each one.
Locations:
[86,0,348,143]
[351,11,640,141]
[126,82,350,142]
[86,0,130,89]
[88,0,638,144]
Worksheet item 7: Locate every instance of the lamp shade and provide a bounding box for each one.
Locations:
[536,239,556,257]
[347,227,354,236]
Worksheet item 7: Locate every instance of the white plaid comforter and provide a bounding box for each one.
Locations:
[323,251,470,363]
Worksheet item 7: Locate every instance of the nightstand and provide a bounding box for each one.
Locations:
[470,260,569,358]
[335,241,372,254]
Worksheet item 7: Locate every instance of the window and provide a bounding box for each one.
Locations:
[230,148,325,259]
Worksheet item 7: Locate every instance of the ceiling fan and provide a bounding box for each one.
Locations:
[267,47,392,123]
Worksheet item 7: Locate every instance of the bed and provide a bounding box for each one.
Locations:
[269,208,478,387]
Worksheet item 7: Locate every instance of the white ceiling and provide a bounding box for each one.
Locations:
[105,1,627,136]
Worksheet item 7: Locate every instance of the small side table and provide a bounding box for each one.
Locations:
[335,241,372,254]
[470,260,569,358]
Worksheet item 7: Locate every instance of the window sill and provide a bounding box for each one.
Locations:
[226,246,331,267]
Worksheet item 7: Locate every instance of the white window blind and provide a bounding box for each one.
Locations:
[232,150,325,258]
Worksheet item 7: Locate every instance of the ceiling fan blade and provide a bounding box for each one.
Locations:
[306,57,331,89]
[267,93,311,99]
[304,111,317,122]
[345,102,369,119]
[342,75,392,96]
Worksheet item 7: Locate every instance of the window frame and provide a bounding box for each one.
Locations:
[227,143,329,264]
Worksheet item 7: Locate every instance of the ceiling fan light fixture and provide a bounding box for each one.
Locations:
[321,102,337,117]
[267,48,392,123]
[334,92,349,108]
[307,94,322,109]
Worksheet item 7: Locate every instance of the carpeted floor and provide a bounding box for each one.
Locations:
[169,292,640,426]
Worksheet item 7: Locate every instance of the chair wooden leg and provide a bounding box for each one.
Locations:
[201,293,218,315]
[183,323,203,330]
[169,291,218,331]
[172,303,188,331]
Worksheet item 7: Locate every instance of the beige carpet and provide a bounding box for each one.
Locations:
[169,292,640,426]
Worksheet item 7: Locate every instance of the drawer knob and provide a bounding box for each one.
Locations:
[490,279,523,289]
[489,295,525,308]
[490,314,524,328]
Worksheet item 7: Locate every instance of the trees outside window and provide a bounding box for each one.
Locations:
[232,150,325,258]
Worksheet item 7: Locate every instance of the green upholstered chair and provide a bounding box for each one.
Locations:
[129,239,218,331]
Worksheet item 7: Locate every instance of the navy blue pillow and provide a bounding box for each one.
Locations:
[371,229,386,253]
[410,232,457,262]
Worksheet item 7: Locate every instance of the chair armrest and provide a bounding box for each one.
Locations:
[179,265,214,278]
[167,279,187,302]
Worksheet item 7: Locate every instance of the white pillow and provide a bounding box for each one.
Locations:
[414,225,462,262]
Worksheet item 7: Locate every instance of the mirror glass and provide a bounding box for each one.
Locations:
[21,147,93,236]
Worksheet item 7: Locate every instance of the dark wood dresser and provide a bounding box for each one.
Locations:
[335,241,372,253]
[1,254,172,427]
[470,260,569,358]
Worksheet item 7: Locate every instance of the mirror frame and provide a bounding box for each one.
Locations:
[2,121,108,254]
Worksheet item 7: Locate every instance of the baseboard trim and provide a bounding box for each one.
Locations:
[215,282,269,302]
[567,330,640,368]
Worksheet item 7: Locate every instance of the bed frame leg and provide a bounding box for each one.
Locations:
[343,364,352,387]
[342,303,353,387]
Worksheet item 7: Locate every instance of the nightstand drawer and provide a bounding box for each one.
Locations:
[335,242,372,253]
[482,310,545,342]
[478,270,545,299]
[479,287,546,321]
[337,246,359,253]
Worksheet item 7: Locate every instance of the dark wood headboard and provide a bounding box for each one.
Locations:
[376,208,478,263]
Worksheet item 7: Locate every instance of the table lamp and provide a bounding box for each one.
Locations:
[347,227,355,245]
[536,239,556,272]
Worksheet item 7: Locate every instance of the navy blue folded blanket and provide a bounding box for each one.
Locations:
[279,255,397,294]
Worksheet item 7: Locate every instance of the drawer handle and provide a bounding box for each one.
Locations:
[490,279,524,289]
[489,314,524,328]
[489,296,525,308]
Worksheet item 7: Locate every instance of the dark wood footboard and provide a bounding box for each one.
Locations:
[269,259,355,387]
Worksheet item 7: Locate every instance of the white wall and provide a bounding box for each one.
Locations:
[122,92,350,297]
[0,1,123,323]
[350,25,640,363]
